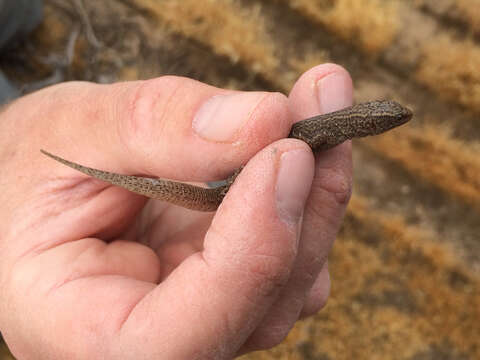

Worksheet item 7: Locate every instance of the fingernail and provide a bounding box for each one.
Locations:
[317,72,353,114]
[276,149,314,225]
[193,92,266,141]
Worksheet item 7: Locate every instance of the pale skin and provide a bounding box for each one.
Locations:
[0,64,353,359]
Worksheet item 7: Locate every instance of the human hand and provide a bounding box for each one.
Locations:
[0,63,352,359]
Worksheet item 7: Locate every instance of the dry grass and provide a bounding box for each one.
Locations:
[417,35,480,112]
[456,0,480,33]
[364,124,480,209]
[129,0,325,91]
[32,5,70,50]
[131,0,279,76]
[347,195,471,277]
[122,0,398,92]
[345,195,480,358]
[284,0,400,54]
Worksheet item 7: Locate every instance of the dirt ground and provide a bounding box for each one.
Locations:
[1,0,479,359]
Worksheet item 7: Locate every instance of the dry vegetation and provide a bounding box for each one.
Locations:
[284,0,400,54]
[324,194,480,358]
[415,0,480,34]
[417,35,480,112]
[401,0,480,113]
[366,124,480,210]
[131,0,279,74]
[2,0,480,359]
[456,0,480,32]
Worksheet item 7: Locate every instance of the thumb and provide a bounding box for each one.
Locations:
[26,76,290,181]
[119,139,314,359]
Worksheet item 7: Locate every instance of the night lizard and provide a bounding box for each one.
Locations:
[41,100,412,211]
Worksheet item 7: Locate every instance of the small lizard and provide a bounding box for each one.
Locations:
[41,100,412,211]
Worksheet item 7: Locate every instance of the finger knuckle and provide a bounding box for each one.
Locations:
[312,167,353,206]
[242,254,293,298]
[119,76,182,153]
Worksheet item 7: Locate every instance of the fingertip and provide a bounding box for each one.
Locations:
[300,262,331,318]
[289,63,353,121]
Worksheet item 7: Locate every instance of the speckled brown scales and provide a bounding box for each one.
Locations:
[289,100,412,151]
[41,100,412,211]
[40,150,226,211]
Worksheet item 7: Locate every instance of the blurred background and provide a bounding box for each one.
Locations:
[1,0,479,359]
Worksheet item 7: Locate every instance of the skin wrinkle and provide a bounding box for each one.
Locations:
[42,244,101,297]
[234,254,294,300]
[221,266,280,320]
[118,257,226,359]
[118,283,167,337]
[12,209,86,260]
[208,224,291,268]
[117,282,156,334]
[14,182,131,259]
[295,254,322,285]
[201,225,230,268]
[39,173,107,196]
[122,78,183,173]
[33,181,115,237]
[204,277,251,356]
[204,223,293,302]
[61,241,132,286]
[314,69,341,109]
[244,92,289,149]
[205,223,295,289]
[54,278,147,359]
[306,181,342,222]
[313,164,353,205]
[30,176,106,221]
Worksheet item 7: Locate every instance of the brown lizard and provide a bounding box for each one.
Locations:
[41,100,412,211]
